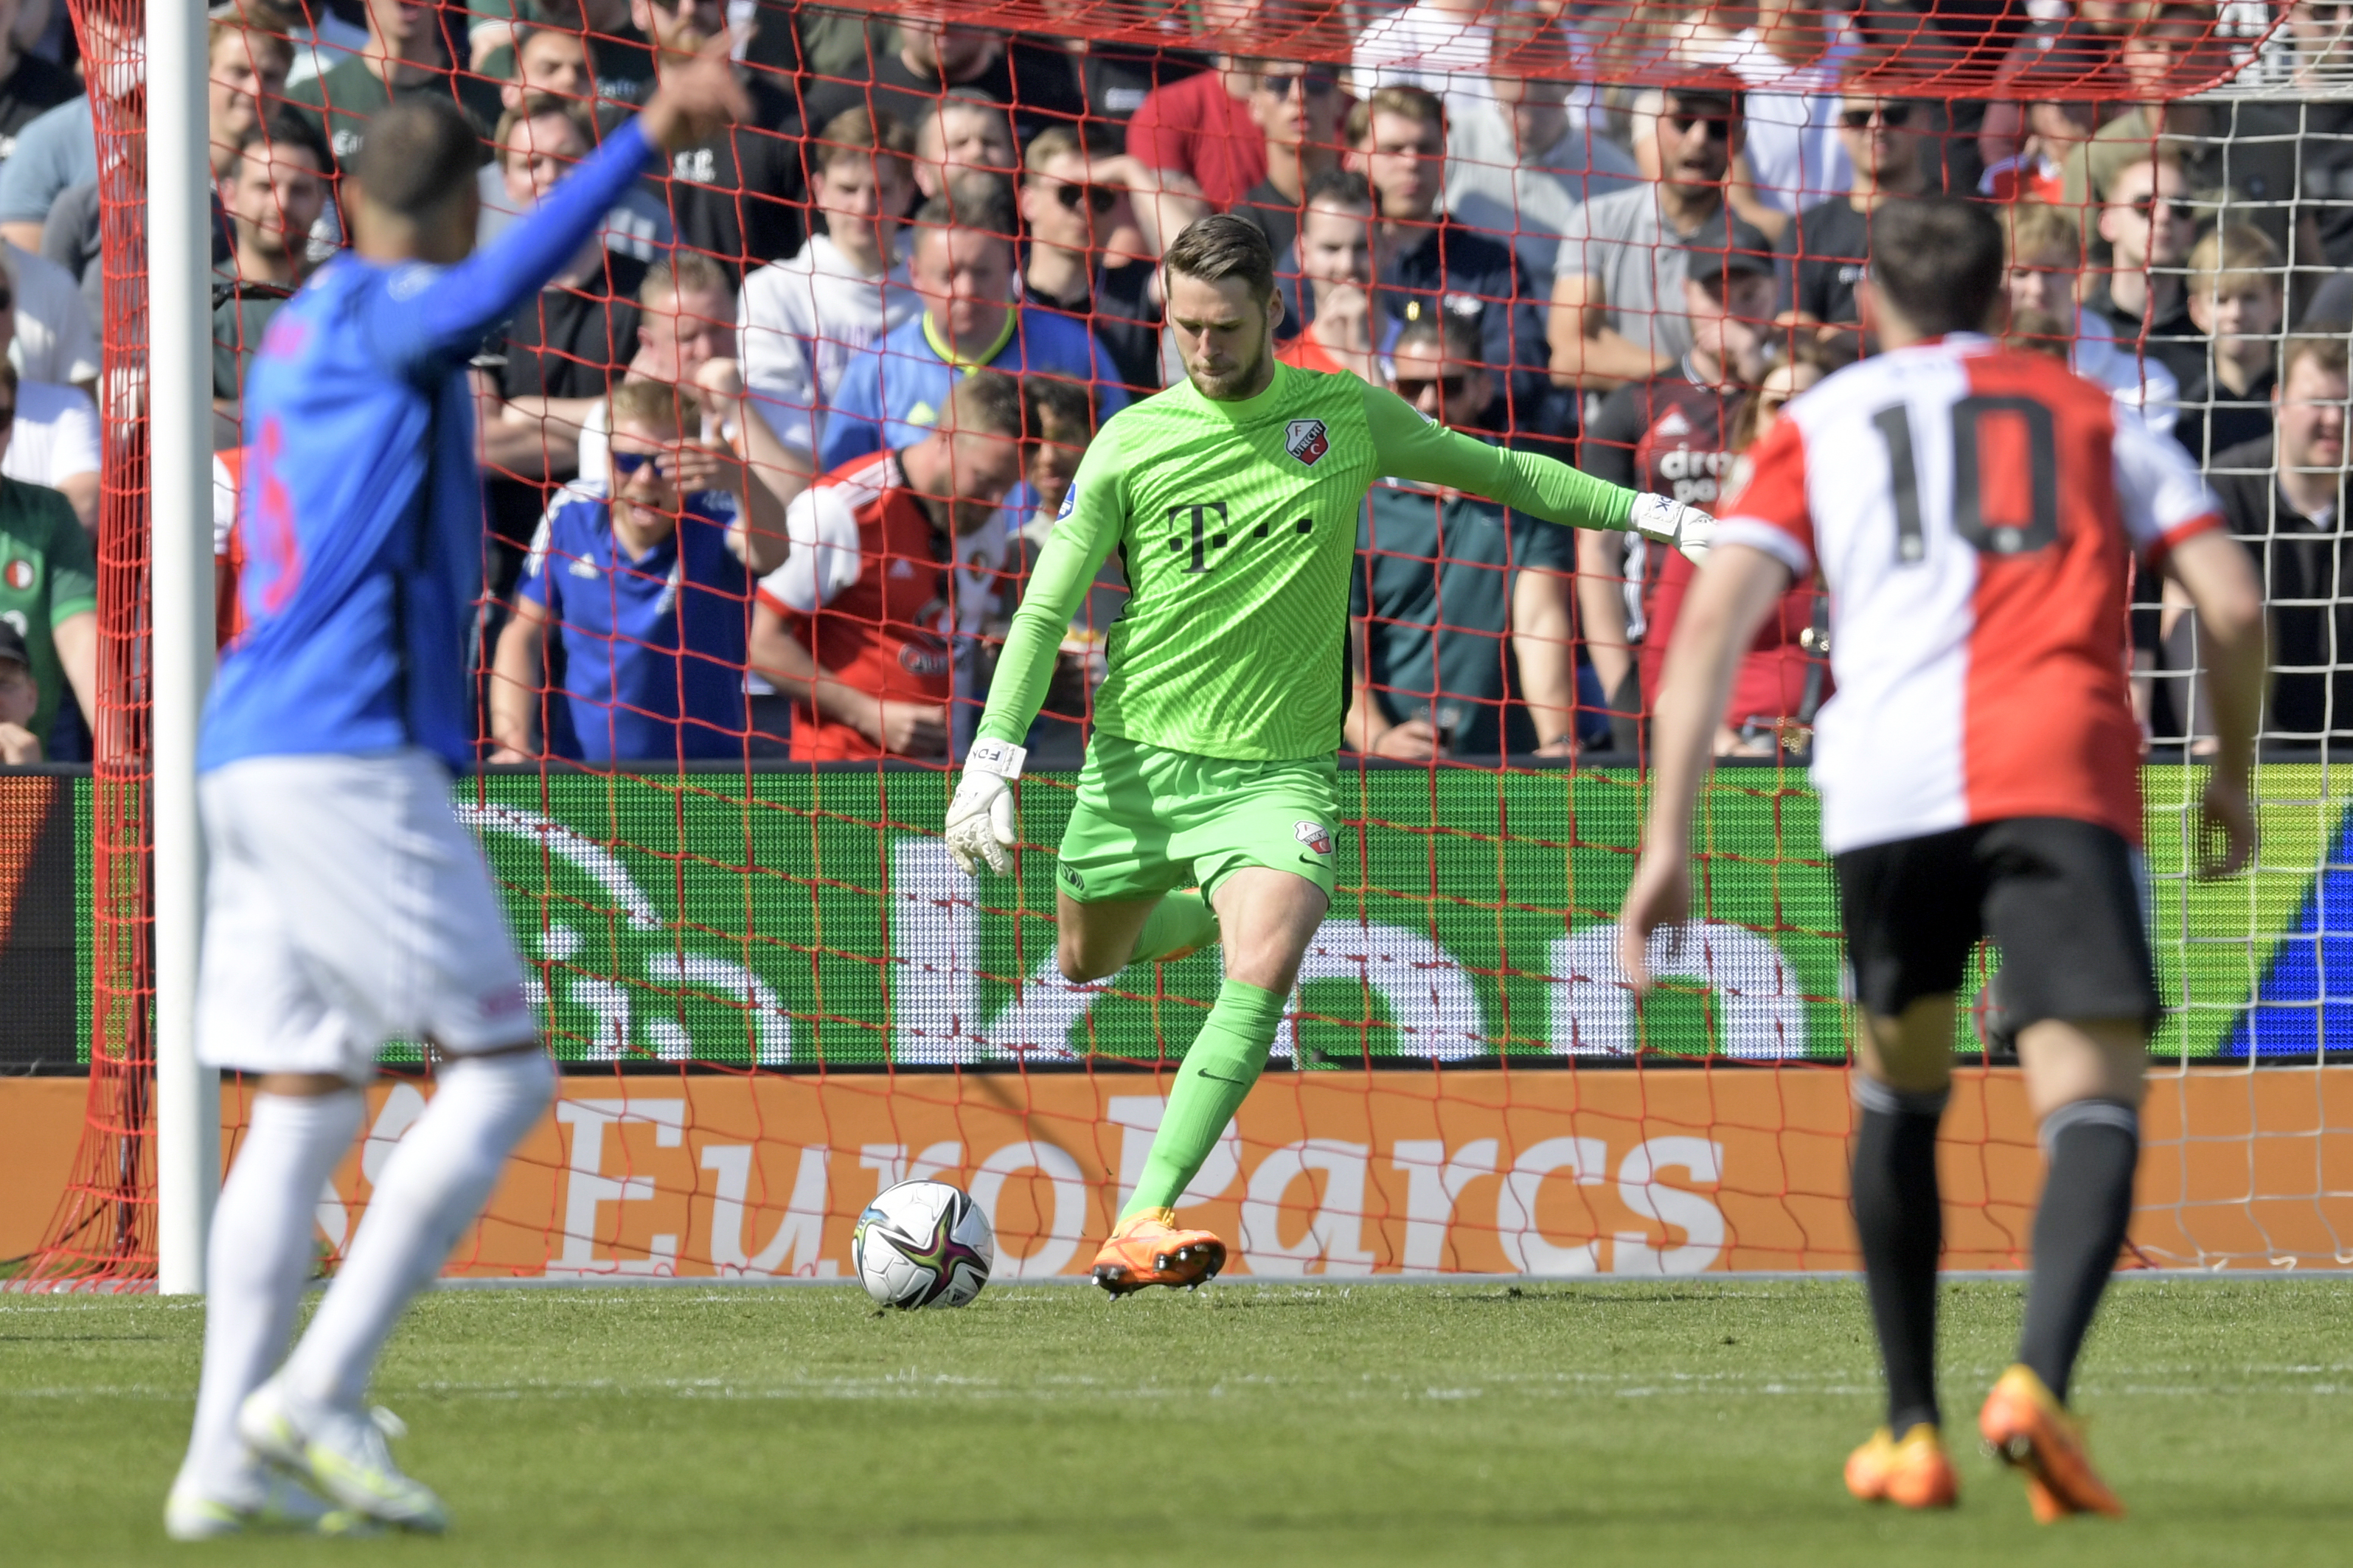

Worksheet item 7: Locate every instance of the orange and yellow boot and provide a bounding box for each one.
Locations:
[1978,1365,2126,1522]
[1844,1424,1959,1509]
[1090,1209,1226,1297]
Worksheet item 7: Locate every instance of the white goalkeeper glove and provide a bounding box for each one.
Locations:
[945,739,1025,876]
[1630,493,1717,565]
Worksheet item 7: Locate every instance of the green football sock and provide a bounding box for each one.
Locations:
[1124,978,1286,1219]
[1130,890,1220,966]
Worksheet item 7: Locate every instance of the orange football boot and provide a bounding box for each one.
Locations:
[1844,1424,1960,1509]
[1978,1365,2126,1522]
[1090,1209,1226,1297]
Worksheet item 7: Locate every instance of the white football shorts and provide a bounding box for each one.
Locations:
[196,747,535,1084]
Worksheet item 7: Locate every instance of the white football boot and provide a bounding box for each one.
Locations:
[164,1468,375,1540]
[237,1376,449,1533]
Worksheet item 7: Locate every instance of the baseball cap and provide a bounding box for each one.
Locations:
[1681,210,1777,282]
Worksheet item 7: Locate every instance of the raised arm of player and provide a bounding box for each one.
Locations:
[1357,383,1714,560]
[368,37,748,372]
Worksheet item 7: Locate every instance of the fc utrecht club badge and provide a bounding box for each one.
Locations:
[1285,419,1329,467]
[1295,820,1333,855]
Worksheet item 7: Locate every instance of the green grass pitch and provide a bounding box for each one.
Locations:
[2,1278,2346,1566]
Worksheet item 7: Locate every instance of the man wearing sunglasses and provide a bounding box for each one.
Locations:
[490,377,785,763]
[1018,125,1168,400]
[1554,86,1748,391]
[2088,154,2206,391]
[1229,63,1349,276]
[1780,91,1930,352]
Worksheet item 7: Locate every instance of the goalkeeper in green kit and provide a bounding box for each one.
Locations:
[945,216,1713,1294]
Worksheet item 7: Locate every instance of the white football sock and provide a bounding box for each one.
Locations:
[283,1051,555,1410]
[178,1087,365,1502]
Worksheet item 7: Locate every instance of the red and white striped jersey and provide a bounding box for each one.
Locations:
[1715,335,2222,854]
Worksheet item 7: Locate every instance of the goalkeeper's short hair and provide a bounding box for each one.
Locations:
[1164,215,1276,304]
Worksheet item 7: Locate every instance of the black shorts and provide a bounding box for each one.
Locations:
[1833,817,2158,1028]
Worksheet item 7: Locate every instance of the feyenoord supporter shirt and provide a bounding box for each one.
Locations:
[201,119,661,773]
[518,483,751,762]
[1716,334,2222,851]
[0,475,94,742]
[976,361,1636,761]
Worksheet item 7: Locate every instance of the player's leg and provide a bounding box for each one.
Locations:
[1834,832,1977,1510]
[237,750,549,1532]
[1975,819,2154,1522]
[169,767,373,1539]
[1054,889,1220,982]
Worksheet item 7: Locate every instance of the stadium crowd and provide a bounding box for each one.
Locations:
[0,0,2346,766]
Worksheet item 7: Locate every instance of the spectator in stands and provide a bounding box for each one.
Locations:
[0,363,94,751]
[477,85,671,262]
[1275,168,1393,384]
[911,88,1018,201]
[1680,1,1852,229]
[0,2,147,252]
[741,108,920,468]
[635,0,804,277]
[749,369,1031,760]
[2001,198,2182,437]
[2067,10,2301,262]
[1003,373,1113,764]
[1444,17,1638,299]
[1019,127,1168,399]
[289,0,504,174]
[206,3,297,181]
[473,1,653,114]
[1346,312,1580,762]
[1229,63,1346,274]
[799,16,1082,150]
[2090,154,2206,388]
[2248,7,2353,270]
[560,255,754,481]
[1780,91,1930,349]
[212,114,333,446]
[821,184,1125,470]
[2206,335,2352,743]
[1577,214,1774,751]
[0,262,94,531]
[1047,13,1211,127]
[1335,85,1547,431]
[4,234,89,392]
[2178,223,2286,467]
[1551,86,1745,391]
[0,0,72,176]
[1978,75,2094,206]
[1125,1,1269,210]
[490,380,788,763]
[488,99,648,410]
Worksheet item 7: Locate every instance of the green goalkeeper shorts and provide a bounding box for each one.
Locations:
[1052,732,1344,905]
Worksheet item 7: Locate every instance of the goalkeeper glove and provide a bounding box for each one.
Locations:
[1630,493,1717,565]
[946,739,1025,876]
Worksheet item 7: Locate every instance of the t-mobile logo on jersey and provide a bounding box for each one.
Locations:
[1285,419,1330,467]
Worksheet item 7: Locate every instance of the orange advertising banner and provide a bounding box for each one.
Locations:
[5,1067,2350,1277]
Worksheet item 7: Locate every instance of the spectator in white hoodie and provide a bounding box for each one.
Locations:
[739,107,920,467]
[2001,198,2180,439]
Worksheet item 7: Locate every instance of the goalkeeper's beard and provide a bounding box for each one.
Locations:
[1186,332,1275,403]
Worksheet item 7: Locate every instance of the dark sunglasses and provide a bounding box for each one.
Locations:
[1395,374,1467,404]
[0,289,15,313]
[1259,72,1338,98]
[1840,102,1920,129]
[2128,192,2194,218]
[611,450,661,478]
[1053,182,1119,215]
[1662,111,1734,141]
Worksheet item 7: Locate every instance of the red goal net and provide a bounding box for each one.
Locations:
[18,0,2353,1288]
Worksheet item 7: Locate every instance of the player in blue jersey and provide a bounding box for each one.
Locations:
[165,44,749,1541]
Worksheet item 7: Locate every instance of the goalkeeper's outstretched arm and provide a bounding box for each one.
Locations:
[1358,383,1715,561]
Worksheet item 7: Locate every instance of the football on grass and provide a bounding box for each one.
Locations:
[853,1180,995,1309]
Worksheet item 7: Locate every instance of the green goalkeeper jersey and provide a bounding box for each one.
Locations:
[976,362,1638,762]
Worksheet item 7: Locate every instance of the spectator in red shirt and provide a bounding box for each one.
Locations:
[748,369,1030,759]
[1275,168,1394,385]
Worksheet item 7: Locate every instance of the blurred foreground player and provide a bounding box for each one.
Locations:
[943,215,1717,1295]
[1620,198,2266,1521]
[167,47,748,1539]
